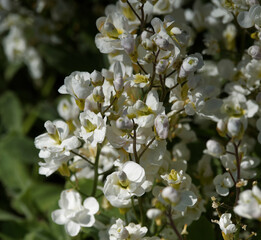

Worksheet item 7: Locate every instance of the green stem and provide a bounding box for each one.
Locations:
[131,197,140,222]
[138,197,144,226]
[91,143,102,197]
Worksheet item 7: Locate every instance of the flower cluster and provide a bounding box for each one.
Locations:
[35,0,261,239]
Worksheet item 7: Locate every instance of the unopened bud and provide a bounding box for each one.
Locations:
[114,75,124,92]
[142,39,156,51]
[205,140,225,158]
[93,86,104,102]
[44,120,56,134]
[144,52,155,63]
[179,53,204,78]
[155,36,173,51]
[146,209,162,219]
[227,117,244,138]
[248,45,261,60]
[217,119,227,137]
[154,114,169,139]
[91,70,104,86]
[116,117,133,131]
[141,30,153,42]
[162,186,180,204]
[156,59,169,74]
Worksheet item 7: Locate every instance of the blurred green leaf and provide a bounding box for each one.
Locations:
[4,62,23,82]
[0,91,23,133]
[0,134,38,164]
[30,183,63,212]
[0,149,31,192]
[0,209,23,223]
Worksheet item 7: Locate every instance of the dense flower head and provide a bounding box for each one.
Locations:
[32,0,261,239]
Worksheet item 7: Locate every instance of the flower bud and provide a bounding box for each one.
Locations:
[91,70,104,86]
[227,117,244,138]
[155,36,173,51]
[93,86,104,102]
[248,45,261,60]
[144,52,155,63]
[141,30,153,42]
[142,39,156,51]
[217,119,227,137]
[154,114,169,139]
[162,186,180,204]
[156,59,169,74]
[116,117,133,131]
[179,53,204,78]
[44,120,56,134]
[114,75,124,92]
[146,209,162,219]
[205,140,225,158]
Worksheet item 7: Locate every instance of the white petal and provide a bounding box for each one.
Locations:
[123,161,145,183]
[65,221,81,237]
[237,11,254,28]
[83,197,99,214]
[51,210,68,225]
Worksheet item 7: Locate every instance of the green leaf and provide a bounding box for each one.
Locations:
[0,134,38,164]
[0,150,31,192]
[4,62,23,82]
[0,91,23,133]
[0,209,23,223]
[30,183,63,212]
[187,216,215,240]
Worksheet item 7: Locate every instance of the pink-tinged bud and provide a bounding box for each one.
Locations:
[155,36,173,51]
[154,114,169,139]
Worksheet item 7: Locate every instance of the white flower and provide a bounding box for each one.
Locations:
[160,186,197,212]
[213,173,234,196]
[218,213,237,235]
[103,161,147,208]
[35,120,81,157]
[179,53,204,78]
[79,110,107,147]
[51,190,99,237]
[109,218,148,240]
[109,219,129,240]
[234,185,261,220]
[58,71,93,110]
[57,97,79,121]
[127,90,164,128]
[204,140,225,158]
[237,5,261,28]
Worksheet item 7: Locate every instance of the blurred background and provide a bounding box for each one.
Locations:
[0,0,114,239]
